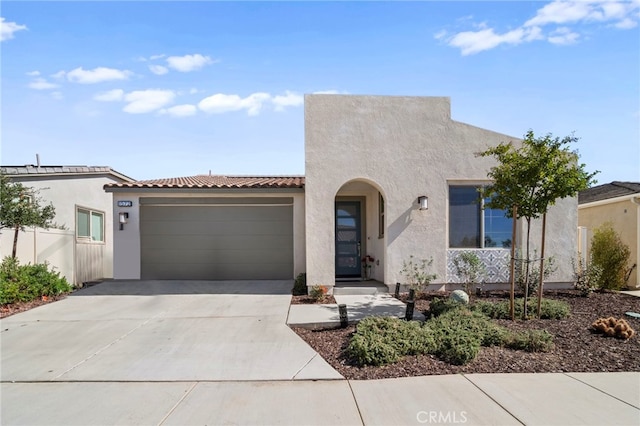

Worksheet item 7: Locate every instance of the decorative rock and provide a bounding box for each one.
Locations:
[450,290,470,305]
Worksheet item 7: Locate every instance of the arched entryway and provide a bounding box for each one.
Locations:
[334,179,386,282]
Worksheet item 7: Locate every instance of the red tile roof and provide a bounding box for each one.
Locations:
[105,175,305,190]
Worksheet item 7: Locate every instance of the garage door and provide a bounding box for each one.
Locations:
[140,197,294,280]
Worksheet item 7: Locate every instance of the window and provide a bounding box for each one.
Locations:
[77,208,104,242]
[449,186,512,248]
[378,192,385,238]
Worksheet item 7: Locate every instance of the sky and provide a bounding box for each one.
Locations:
[1,1,639,184]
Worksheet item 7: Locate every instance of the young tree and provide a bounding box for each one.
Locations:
[0,174,56,258]
[479,130,597,319]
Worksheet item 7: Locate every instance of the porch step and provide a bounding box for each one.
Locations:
[333,286,387,296]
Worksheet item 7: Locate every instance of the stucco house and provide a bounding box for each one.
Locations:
[106,95,578,292]
[1,165,135,285]
[578,181,640,288]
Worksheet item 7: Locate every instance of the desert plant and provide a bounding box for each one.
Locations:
[472,298,569,320]
[590,223,631,290]
[514,249,557,296]
[292,273,307,295]
[400,255,437,293]
[591,317,635,339]
[308,284,327,301]
[572,256,602,297]
[503,330,554,352]
[427,297,465,318]
[452,251,486,295]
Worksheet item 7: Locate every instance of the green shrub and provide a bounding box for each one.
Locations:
[471,298,569,320]
[309,284,327,301]
[503,330,553,352]
[400,255,437,293]
[428,297,465,318]
[573,256,603,297]
[452,251,486,295]
[292,273,307,295]
[0,257,71,305]
[437,332,481,365]
[514,249,557,296]
[346,317,437,366]
[591,222,631,290]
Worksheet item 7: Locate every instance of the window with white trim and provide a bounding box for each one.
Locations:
[449,186,512,248]
[77,208,104,242]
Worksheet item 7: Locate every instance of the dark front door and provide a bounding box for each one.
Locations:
[335,201,362,278]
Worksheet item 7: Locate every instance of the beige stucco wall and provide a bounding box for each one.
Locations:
[579,197,639,287]
[109,191,306,280]
[304,94,578,289]
[0,175,119,282]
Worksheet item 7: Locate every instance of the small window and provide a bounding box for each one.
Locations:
[449,186,512,249]
[77,208,104,242]
[378,192,385,238]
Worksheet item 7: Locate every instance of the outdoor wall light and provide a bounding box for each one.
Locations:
[418,196,428,210]
[119,212,129,230]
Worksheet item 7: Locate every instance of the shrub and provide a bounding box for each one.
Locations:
[503,330,554,352]
[346,317,436,366]
[400,255,437,293]
[292,273,307,295]
[309,284,327,301]
[0,257,72,305]
[573,256,603,297]
[452,251,486,295]
[437,332,481,365]
[428,297,465,318]
[591,223,631,290]
[515,249,557,296]
[471,298,570,320]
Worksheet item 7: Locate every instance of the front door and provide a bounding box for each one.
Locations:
[335,201,362,278]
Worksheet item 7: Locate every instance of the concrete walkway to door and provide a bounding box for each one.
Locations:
[0,280,341,382]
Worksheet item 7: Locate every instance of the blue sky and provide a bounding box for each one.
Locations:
[2,1,638,183]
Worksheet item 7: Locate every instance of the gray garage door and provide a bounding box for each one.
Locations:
[140,197,294,280]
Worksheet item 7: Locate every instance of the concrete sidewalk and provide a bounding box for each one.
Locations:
[2,372,638,425]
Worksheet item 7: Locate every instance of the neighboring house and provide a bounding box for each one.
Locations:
[578,181,640,288]
[106,95,578,292]
[1,165,135,285]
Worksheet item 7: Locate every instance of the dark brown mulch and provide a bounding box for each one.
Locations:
[0,294,68,318]
[291,294,337,304]
[292,290,640,380]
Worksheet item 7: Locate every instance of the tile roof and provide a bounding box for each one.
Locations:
[578,181,640,204]
[105,175,305,190]
[1,165,134,182]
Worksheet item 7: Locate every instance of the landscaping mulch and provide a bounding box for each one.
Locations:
[0,294,68,318]
[292,290,640,380]
[290,294,337,304]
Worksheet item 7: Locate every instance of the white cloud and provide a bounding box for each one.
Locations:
[447,26,542,56]
[548,27,580,45]
[166,54,213,72]
[66,67,132,84]
[189,88,199,94]
[160,104,197,117]
[150,54,166,60]
[442,0,639,55]
[26,70,40,76]
[198,92,270,116]
[1,17,27,42]
[50,91,63,100]
[272,91,303,111]
[312,90,348,95]
[93,89,124,102]
[123,89,175,114]
[51,70,66,79]
[28,77,60,90]
[149,64,169,75]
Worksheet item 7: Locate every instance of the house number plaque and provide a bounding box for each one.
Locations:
[117,201,133,207]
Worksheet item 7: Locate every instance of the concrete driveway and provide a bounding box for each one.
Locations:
[0,280,341,382]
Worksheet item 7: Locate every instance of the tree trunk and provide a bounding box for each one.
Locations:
[523,218,532,320]
[536,213,547,318]
[12,224,20,258]
[509,205,518,320]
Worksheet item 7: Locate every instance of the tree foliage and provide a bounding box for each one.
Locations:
[479,130,597,319]
[0,174,57,257]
